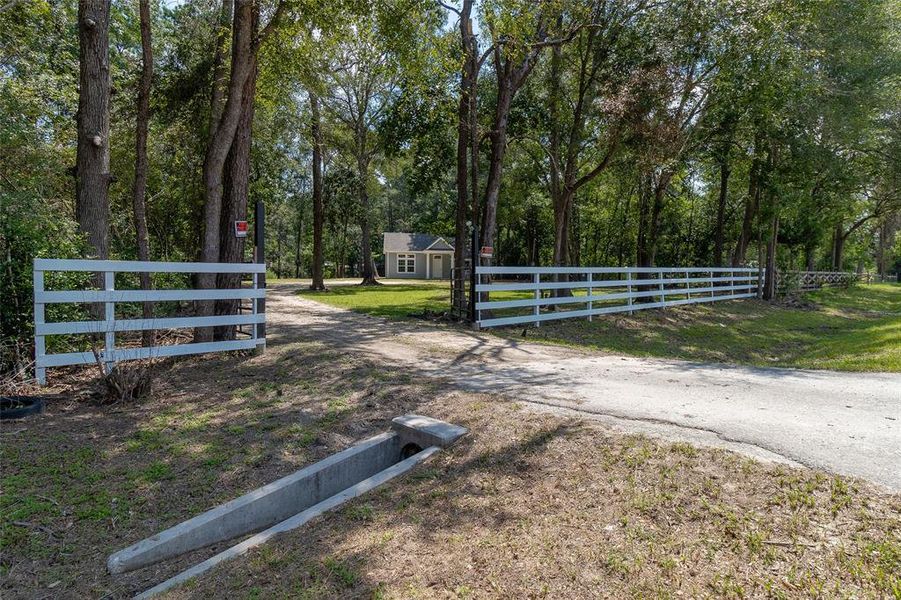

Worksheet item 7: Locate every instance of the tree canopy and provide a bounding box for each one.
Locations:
[2,0,899,372]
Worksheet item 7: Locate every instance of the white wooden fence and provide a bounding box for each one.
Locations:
[33,259,266,385]
[475,266,760,328]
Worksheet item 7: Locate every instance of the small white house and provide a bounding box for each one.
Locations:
[383,233,454,279]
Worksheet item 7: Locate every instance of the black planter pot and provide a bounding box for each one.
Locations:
[1,396,45,420]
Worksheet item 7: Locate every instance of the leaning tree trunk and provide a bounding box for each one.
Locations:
[132,0,154,346]
[195,0,256,342]
[309,92,326,290]
[480,77,513,255]
[214,60,257,341]
[76,0,112,264]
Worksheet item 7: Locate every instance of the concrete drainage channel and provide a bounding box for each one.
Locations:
[109,415,468,599]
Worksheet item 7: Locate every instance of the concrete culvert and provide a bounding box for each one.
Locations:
[112,414,467,599]
[401,442,423,459]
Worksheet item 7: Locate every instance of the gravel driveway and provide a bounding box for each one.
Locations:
[267,284,901,491]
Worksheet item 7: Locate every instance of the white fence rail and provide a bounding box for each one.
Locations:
[33,259,266,384]
[475,266,760,328]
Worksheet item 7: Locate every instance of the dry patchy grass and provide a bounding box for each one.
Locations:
[2,338,899,599]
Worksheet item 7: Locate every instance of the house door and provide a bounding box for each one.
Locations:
[431,255,443,279]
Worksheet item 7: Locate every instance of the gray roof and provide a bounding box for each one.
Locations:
[383,232,454,252]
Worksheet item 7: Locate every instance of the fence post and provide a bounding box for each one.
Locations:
[33,267,46,385]
[469,225,479,326]
[685,270,691,299]
[533,272,540,327]
[254,200,266,349]
[626,271,634,315]
[658,270,665,305]
[476,267,482,326]
[587,272,593,322]
[104,271,115,374]
[710,270,715,298]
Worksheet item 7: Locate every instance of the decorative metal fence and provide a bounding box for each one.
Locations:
[33,259,266,385]
[776,270,859,291]
[474,266,760,328]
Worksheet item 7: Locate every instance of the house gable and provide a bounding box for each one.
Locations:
[383,232,454,253]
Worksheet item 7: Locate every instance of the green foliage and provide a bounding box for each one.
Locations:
[2,0,899,378]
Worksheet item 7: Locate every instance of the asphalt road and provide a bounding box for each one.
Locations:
[268,284,901,491]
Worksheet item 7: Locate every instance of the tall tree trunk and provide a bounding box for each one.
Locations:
[569,199,580,267]
[208,0,233,146]
[647,175,669,266]
[731,152,761,266]
[132,0,153,346]
[547,39,574,299]
[357,130,377,285]
[831,221,844,270]
[76,0,112,265]
[277,217,283,277]
[804,242,816,271]
[713,159,729,267]
[480,33,544,255]
[196,0,256,342]
[636,172,670,268]
[548,39,563,267]
[468,39,480,237]
[552,189,573,268]
[876,215,898,279]
[294,204,303,278]
[480,77,513,254]
[636,172,652,267]
[214,60,257,341]
[453,0,476,306]
[763,206,779,300]
[309,92,325,290]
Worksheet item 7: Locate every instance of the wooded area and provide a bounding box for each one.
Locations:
[1,0,899,374]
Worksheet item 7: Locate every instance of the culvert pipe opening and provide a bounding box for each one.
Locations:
[401,442,423,459]
[111,414,467,599]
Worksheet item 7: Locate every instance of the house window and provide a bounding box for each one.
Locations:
[397,254,415,273]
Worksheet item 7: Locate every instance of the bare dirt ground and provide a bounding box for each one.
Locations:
[268,283,901,491]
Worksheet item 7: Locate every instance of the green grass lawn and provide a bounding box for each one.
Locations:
[520,283,901,372]
[297,281,452,318]
[298,281,901,372]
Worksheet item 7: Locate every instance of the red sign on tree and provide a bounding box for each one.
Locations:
[234,221,248,238]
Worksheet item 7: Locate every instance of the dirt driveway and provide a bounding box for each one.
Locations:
[267,283,901,491]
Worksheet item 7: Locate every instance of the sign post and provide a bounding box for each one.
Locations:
[469,225,478,324]
[254,201,266,348]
